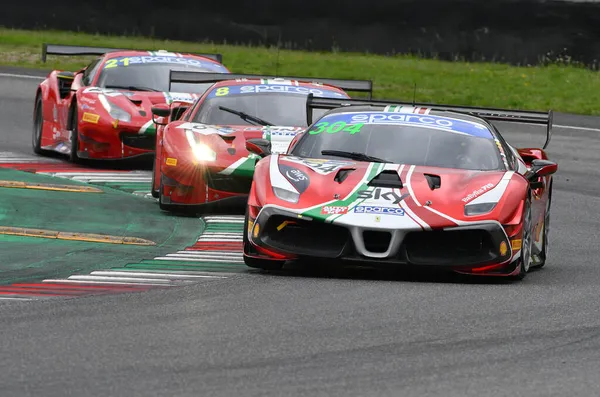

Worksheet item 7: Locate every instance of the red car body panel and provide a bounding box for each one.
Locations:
[34,50,230,160]
[153,79,351,208]
[244,105,557,278]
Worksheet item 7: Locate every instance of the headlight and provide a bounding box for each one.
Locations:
[98,94,131,122]
[186,130,216,162]
[464,202,497,216]
[273,187,299,203]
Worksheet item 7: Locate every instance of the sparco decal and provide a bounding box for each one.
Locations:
[357,188,409,204]
[241,85,326,95]
[351,113,456,128]
[462,183,495,203]
[353,206,405,216]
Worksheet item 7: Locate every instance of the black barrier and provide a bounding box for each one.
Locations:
[4,0,600,67]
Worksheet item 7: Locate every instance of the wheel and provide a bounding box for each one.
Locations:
[513,197,533,280]
[158,174,175,211]
[69,105,81,163]
[151,159,160,198]
[243,205,285,270]
[534,184,552,268]
[32,95,49,155]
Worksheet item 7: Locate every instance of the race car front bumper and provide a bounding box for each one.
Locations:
[248,207,513,269]
[78,122,155,160]
[160,168,252,207]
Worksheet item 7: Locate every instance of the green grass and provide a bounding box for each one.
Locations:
[2,27,600,115]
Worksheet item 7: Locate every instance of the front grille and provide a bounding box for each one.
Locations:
[261,215,350,258]
[205,173,252,194]
[121,133,155,150]
[363,230,392,253]
[403,229,495,266]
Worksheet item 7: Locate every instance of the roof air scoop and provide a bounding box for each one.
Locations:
[368,170,403,188]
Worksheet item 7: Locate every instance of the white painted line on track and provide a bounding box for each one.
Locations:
[204,216,245,221]
[168,255,243,262]
[155,256,243,263]
[197,238,243,242]
[90,271,227,279]
[0,297,34,301]
[43,279,174,286]
[200,232,243,236]
[67,275,192,284]
[0,73,45,80]
[555,124,600,132]
[105,269,237,277]
[177,250,242,256]
[166,252,243,259]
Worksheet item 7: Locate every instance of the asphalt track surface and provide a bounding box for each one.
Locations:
[2,69,600,397]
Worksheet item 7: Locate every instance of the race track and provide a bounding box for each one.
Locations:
[2,70,600,396]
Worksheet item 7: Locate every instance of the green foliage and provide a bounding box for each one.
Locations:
[2,28,600,115]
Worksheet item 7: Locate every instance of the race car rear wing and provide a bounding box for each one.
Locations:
[41,43,223,64]
[168,71,373,98]
[305,95,553,149]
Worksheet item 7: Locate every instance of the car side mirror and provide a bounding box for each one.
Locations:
[527,159,557,185]
[151,105,170,126]
[246,138,271,158]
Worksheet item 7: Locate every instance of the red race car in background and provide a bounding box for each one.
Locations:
[150,71,373,212]
[32,44,230,162]
[243,96,557,279]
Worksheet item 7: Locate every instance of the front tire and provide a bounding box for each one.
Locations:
[534,184,552,268]
[32,95,48,155]
[151,160,160,198]
[514,197,533,280]
[69,105,81,163]
[243,206,285,270]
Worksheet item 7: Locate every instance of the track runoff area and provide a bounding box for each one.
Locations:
[0,151,246,301]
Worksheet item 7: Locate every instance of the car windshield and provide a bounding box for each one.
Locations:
[193,93,337,127]
[96,57,228,94]
[290,112,504,170]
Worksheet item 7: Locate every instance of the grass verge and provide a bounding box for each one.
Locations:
[1,27,600,115]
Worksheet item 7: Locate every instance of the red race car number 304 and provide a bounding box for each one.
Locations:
[321,206,348,215]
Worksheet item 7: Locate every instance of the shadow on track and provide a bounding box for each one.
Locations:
[36,150,154,170]
[250,259,545,286]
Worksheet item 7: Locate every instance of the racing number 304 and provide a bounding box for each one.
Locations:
[309,121,364,135]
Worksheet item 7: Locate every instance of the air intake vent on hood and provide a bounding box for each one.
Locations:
[368,170,403,188]
[424,173,441,190]
[334,168,355,183]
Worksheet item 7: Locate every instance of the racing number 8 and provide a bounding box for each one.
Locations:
[215,87,230,96]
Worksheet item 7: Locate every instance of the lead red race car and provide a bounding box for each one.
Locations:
[32,44,230,162]
[243,96,557,280]
[150,71,373,212]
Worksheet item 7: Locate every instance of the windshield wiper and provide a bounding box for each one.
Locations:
[104,85,161,92]
[321,150,391,163]
[218,106,274,126]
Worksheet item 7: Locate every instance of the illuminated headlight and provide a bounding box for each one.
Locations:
[192,143,217,162]
[186,130,216,162]
[464,202,497,216]
[98,94,131,122]
[273,187,299,203]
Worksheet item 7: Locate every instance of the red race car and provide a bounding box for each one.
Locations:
[32,44,229,162]
[243,96,557,280]
[150,71,373,212]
